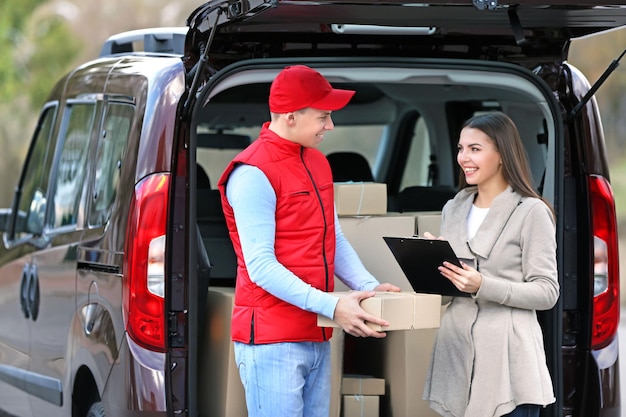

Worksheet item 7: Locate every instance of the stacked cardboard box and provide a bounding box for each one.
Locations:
[199,287,246,417]
[342,375,386,417]
[415,212,442,236]
[332,191,446,416]
[334,182,387,216]
[381,322,445,416]
[336,215,417,292]
[199,287,346,417]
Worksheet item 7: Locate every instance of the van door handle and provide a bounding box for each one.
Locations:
[19,264,31,319]
[83,281,101,335]
[28,264,40,321]
[18,263,40,321]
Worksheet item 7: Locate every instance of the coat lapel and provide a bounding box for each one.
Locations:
[444,186,522,260]
[469,186,522,258]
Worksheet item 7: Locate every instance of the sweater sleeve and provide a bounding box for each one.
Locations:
[226,164,339,319]
[476,202,560,310]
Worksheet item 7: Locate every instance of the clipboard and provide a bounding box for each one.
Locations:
[383,236,470,297]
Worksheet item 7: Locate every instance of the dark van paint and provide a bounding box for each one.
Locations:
[0,2,623,417]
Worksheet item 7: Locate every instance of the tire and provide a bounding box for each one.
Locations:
[86,401,105,417]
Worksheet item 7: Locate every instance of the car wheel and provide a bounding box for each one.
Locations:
[86,401,105,417]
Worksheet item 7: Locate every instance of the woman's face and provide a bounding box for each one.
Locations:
[457,126,503,188]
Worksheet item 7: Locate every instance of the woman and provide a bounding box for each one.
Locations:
[422,111,559,417]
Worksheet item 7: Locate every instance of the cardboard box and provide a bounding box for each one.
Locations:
[199,287,345,417]
[342,375,385,395]
[335,182,387,216]
[343,395,380,417]
[318,292,414,331]
[199,287,246,417]
[411,293,442,329]
[336,215,416,291]
[382,327,443,417]
[416,212,442,236]
[317,291,440,331]
[330,331,345,417]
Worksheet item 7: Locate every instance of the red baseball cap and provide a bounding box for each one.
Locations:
[269,65,355,113]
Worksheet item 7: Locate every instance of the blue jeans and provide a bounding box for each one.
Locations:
[234,341,331,417]
[502,404,541,417]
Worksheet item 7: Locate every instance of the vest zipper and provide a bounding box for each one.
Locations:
[250,313,255,344]
[300,147,330,292]
[301,148,331,341]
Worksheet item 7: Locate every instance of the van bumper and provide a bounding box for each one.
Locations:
[591,335,620,417]
[101,335,168,415]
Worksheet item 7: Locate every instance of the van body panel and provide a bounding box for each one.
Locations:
[0,2,622,417]
[0,253,35,417]
[100,57,186,183]
[29,238,82,416]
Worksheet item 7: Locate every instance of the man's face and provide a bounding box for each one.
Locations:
[291,108,335,148]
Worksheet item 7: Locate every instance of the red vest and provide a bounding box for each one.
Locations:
[218,123,336,344]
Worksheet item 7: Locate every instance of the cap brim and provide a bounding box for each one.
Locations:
[310,88,356,111]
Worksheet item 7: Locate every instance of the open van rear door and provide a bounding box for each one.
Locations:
[168,2,276,417]
[182,0,277,114]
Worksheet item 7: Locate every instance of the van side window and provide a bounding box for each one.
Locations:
[50,103,96,228]
[15,106,58,238]
[89,103,133,226]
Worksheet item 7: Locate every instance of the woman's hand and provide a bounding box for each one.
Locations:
[422,231,444,240]
[373,283,401,292]
[438,261,482,294]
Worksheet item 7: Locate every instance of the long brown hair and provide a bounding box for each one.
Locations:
[458,111,554,215]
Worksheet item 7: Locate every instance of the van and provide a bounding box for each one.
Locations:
[0,1,623,416]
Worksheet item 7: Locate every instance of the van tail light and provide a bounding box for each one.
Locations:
[589,174,620,350]
[123,173,170,352]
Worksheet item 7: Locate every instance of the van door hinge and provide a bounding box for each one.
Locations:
[183,0,277,116]
[472,0,498,10]
[507,6,527,46]
[169,312,185,347]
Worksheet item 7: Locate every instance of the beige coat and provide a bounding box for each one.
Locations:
[423,186,559,417]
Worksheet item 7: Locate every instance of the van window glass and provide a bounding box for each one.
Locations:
[318,125,384,177]
[51,103,96,228]
[15,106,58,238]
[195,122,385,185]
[400,117,432,190]
[89,103,133,226]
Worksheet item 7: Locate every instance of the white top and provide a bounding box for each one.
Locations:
[467,204,489,239]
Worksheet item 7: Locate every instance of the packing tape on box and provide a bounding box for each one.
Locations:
[356,182,365,215]
[354,395,366,417]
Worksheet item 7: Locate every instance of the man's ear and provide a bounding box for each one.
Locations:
[285,111,297,126]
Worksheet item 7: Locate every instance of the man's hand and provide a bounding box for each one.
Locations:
[332,291,389,338]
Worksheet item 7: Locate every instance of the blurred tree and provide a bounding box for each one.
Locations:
[24,7,82,107]
[1,1,81,108]
[0,0,82,204]
[1,0,48,104]
[570,28,626,162]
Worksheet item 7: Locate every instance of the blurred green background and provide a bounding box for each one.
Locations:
[1,1,625,301]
